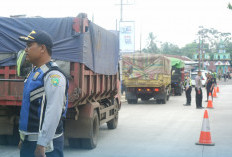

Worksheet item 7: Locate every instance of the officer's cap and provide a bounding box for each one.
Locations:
[19,30,53,49]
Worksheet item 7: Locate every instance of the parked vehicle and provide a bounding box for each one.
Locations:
[0,14,120,149]
[122,54,171,104]
[191,70,211,86]
[169,57,185,96]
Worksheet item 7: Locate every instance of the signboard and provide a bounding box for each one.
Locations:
[119,21,135,54]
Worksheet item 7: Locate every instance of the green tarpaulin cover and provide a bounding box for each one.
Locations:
[168,57,185,69]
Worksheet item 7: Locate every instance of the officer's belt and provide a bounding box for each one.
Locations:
[20,132,63,142]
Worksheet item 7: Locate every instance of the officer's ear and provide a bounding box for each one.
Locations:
[40,44,46,54]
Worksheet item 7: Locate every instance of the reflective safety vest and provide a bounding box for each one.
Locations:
[19,61,69,134]
[184,77,192,87]
[213,72,217,78]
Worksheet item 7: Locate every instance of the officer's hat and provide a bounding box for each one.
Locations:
[19,30,53,49]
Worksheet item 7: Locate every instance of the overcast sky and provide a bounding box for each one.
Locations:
[1,0,232,49]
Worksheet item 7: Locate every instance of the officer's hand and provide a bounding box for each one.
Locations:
[18,140,22,150]
[34,145,46,157]
[198,90,201,94]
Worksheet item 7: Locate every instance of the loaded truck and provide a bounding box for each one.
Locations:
[0,13,121,149]
[169,57,185,96]
[122,54,171,104]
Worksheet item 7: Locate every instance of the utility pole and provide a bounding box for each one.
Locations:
[198,37,201,70]
[201,38,204,70]
[120,0,123,21]
[116,0,134,22]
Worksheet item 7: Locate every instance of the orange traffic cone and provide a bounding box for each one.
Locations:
[196,110,215,146]
[207,93,213,109]
[217,86,219,93]
[213,88,217,98]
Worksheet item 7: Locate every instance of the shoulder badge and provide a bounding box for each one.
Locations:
[50,74,61,87]
[32,72,40,80]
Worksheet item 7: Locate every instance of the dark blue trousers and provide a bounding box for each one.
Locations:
[20,135,64,157]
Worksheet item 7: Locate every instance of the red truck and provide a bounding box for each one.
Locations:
[0,13,121,149]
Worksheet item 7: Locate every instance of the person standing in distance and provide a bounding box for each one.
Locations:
[18,30,69,157]
[205,74,214,102]
[195,71,203,109]
[183,73,192,106]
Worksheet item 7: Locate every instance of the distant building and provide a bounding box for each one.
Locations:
[193,40,231,74]
[163,54,198,72]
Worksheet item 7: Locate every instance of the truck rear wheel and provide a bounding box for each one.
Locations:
[6,124,20,145]
[162,93,167,104]
[127,99,138,104]
[68,138,81,148]
[107,112,118,129]
[0,135,7,145]
[81,110,99,149]
[156,99,161,104]
[162,97,167,104]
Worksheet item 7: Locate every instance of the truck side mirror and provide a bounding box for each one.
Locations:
[17,50,32,77]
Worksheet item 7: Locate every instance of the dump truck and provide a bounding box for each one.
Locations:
[122,54,171,104]
[0,13,121,149]
[169,57,185,96]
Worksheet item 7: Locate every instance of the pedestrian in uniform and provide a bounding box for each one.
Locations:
[205,73,210,97]
[213,71,217,84]
[183,74,192,106]
[195,71,203,109]
[205,74,214,102]
[18,30,69,157]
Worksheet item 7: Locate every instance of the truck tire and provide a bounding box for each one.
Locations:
[68,138,81,148]
[156,99,161,104]
[133,99,138,104]
[0,135,7,145]
[167,88,170,101]
[127,99,138,104]
[162,93,167,104]
[162,97,167,104]
[107,112,118,129]
[81,110,99,149]
[127,99,133,104]
[6,124,20,145]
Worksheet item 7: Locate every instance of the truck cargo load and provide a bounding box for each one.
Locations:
[122,53,171,104]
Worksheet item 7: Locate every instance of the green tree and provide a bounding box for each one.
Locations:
[228,3,232,10]
[180,42,198,58]
[197,26,231,52]
[143,32,159,53]
[160,42,180,55]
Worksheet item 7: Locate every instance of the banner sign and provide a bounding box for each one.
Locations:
[119,21,135,54]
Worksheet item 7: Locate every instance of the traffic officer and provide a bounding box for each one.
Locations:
[18,30,68,157]
[205,74,214,102]
[212,71,217,84]
[195,71,203,109]
[183,73,192,106]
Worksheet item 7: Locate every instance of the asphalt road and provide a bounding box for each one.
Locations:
[1,80,232,157]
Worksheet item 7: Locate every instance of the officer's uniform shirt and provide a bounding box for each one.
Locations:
[37,69,66,147]
[185,77,191,88]
[195,75,202,90]
[206,78,214,90]
[19,63,66,147]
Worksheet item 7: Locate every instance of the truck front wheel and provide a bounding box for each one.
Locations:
[81,110,99,149]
